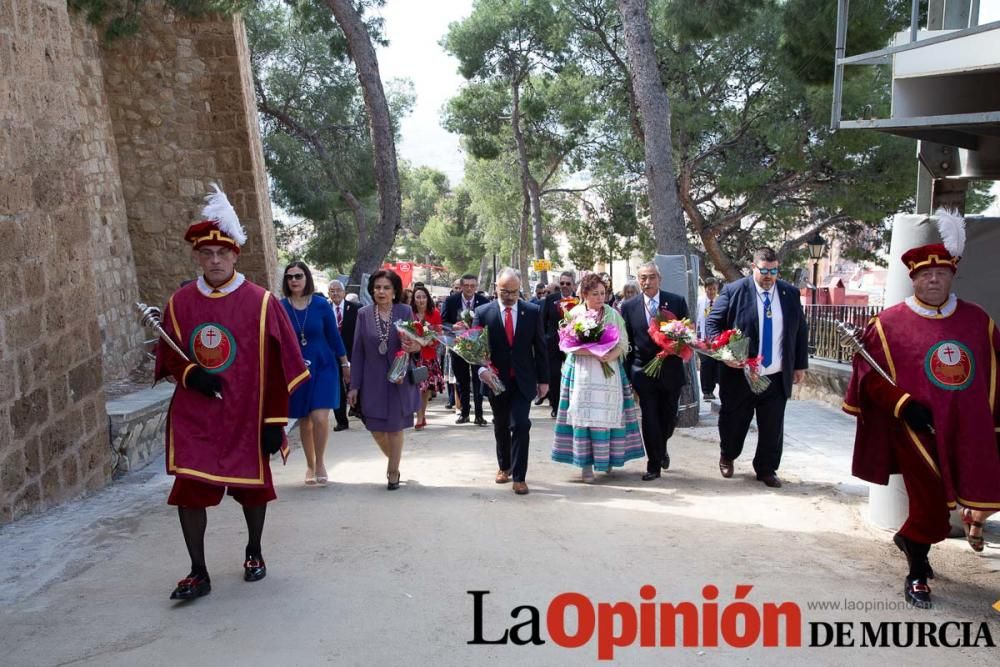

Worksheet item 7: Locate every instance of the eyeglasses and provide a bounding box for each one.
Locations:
[498,289,519,296]
[285,273,305,280]
[559,281,572,286]
[755,266,780,276]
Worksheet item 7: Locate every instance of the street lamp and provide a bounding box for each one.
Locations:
[807,233,827,305]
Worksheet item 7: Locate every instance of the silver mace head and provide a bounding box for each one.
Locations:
[834,320,863,351]
[135,302,163,329]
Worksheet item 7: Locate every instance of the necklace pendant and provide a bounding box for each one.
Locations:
[378,341,388,355]
[765,308,772,319]
[300,336,308,347]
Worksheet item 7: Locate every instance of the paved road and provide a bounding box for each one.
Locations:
[1,398,997,665]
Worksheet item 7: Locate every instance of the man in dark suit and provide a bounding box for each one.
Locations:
[621,262,690,480]
[441,273,490,425]
[329,280,360,430]
[474,268,549,495]
[540,270,577,416]
[705,247,808,488]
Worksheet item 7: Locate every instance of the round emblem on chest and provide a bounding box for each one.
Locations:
[190,323,236,373]
[924,340,974,391]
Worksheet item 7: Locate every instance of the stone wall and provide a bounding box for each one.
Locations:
[99,6,280,309]
[1,1,280,523]
[70,16,146,382]
[792,358,852,409]
[0,0,113,522]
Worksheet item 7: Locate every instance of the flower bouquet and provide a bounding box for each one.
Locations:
[556,296,580,317]
[558,310,619,378]
[644,316,697,378]
[387,350,410,384]
[439,326,506,394]
[697,329,770,394]
[459,308,475,327]
[394,319,437,347]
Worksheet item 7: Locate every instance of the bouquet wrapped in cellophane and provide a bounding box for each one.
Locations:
[644,315,697,378]
[558,309,620,378]
[696,328,770,394]
[435,325,506,394]
[394,319,438,347]
[387,350,410,384]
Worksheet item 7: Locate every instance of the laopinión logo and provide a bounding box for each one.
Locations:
[467,586,996,660]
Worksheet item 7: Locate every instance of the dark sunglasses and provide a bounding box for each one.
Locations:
[285,273,305,280]
[755,266,779,276]
[559,281,572,286]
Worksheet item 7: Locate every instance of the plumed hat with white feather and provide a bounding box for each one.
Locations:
[901,207,966,277]
[184,184,248,253]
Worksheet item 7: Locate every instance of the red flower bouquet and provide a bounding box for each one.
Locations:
[643,315,697,378]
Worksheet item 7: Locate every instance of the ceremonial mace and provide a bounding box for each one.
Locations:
[135,302,223,399]
[834,320,933,434]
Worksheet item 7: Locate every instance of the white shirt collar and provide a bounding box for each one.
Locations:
[905,293,957,319]
[196,272,245,296]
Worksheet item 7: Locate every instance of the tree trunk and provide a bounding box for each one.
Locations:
[616,0,688,256]
[617,0,698,427]
[511,81,547,284]
[519,181,531,284]
[326,0,402,284]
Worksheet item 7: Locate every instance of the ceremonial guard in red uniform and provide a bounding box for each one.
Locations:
[843,209,1000,608]
[155,185,309,601]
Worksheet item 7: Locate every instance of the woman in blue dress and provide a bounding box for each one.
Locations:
[281,261,349,486]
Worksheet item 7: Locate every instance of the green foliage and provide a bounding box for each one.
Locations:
[246,0,412,274]
[419,188,486,277]
[68,0,251,41]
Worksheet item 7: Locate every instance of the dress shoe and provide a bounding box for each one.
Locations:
[903,576,932,609]
[170,572,211,600]
[495,469,511,484]
[512,482,530,495]
[703,393,716,401]
[387,472,401,490]
[641,472,660,481]
[550,407,558,419]
[474,416,488,426]
[455,415,470,424]
[757,474,782,488]
[719,456,734,479]
[534,397,545,406]
[661,454,670,471]
[445,402,455,409]
[243,557,266,582]
[333,423,349,432]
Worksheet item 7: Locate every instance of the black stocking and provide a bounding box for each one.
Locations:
[905,539,931,580]
[177,507,208,577]
[243,504,267,559]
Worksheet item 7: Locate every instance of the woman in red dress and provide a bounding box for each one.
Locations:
[411,285,446,429]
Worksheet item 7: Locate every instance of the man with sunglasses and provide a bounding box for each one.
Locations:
[155,185,309,601]
[540,271,578,416]
[706,247,808,488]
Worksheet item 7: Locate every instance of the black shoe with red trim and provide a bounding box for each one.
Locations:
[170,572,211,600]
[244,556,267,582]
[904,576,932,609]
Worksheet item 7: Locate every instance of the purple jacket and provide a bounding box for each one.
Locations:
[349,303,420,422]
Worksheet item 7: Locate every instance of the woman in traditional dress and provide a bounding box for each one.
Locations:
[552,273,644,482]
[347,270,422,490]
[411,284,446,429]
[280,261,349,486]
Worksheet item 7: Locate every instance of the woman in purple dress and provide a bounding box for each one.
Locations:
[347,270,422,490]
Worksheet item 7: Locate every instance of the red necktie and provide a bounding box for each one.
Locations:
[336,305,343,330]
[504,307,514,346]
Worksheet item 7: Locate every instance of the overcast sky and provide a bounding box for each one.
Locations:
[375,0,474,188]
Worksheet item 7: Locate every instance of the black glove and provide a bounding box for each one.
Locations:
[261,425,284,455]
[186,367,222,398]
[901,400,934,433]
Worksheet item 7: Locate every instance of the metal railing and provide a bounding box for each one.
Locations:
[805,304,881,363]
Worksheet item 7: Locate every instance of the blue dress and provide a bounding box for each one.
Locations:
[281,294,347,418]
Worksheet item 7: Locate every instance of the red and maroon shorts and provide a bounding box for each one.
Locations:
[168,477,276,508]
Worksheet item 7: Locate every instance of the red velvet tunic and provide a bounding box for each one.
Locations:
[155,277,309,488]
[843,298,1000,511]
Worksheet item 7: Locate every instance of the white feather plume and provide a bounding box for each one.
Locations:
[934,207,965,258]
[201,183,247,246]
